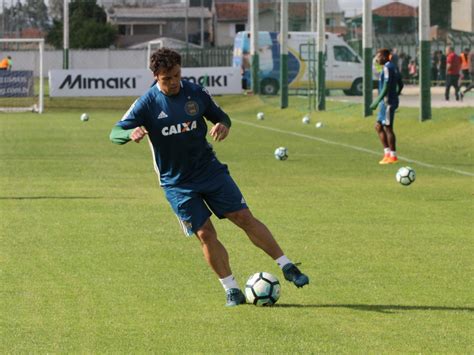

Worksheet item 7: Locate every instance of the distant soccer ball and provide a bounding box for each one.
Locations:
[396,166,416,186]
[256,112,265,120]
[80,113,89,122]
[315,121,323,128]
[245,272,281,306]
[302,115,310,124]
[274,146,288,160]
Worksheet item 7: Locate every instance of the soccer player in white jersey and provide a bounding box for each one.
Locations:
[110,48,309,306]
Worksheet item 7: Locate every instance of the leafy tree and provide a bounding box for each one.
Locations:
[47,0,117,49]
[3,2,28,35]
[48,0,63,21]
[24,0,49,30]
[1,0,49,34]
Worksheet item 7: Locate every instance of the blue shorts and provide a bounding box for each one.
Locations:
[163,166,248,236]
[377,101,398,126]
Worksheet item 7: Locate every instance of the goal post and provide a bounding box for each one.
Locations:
[146,39,163,69]
[0,38,44,113]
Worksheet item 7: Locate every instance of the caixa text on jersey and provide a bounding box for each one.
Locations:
[59,75,137,90]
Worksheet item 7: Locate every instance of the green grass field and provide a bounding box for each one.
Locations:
[1,95,473,352]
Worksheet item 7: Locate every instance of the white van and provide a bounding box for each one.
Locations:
[233,31,365,96]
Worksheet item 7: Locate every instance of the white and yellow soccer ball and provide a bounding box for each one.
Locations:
[274,146,288,160]
[256,112,265,120]
[302,115,310,124]
[245,272,281,306]
[315,121,323,128]
[80,113,89,122]
[396,166,416,186]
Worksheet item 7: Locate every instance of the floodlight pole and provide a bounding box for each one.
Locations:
[39,39,44,113]
[317,0,325,111]
[63,0,69,69]
[363,0,373,117]
[250,0,259,94]
[200,0,204,47]
[1,0,5,39]
[280,0,288,108]
[419,0,431,121]
[185,0,189,62]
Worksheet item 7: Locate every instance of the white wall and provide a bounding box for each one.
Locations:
[451,0,474,33]
[0,49,149,77]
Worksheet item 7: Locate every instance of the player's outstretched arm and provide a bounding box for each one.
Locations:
[209,122,229,142]
[110,125,133,145]
[370,81,388,110]
[110,125,148,144]
[130,126,148,143]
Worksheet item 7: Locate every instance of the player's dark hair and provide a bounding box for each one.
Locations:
[377,48,391,60]
[149,48,181,74]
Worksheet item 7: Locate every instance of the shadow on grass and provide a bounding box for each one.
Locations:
[274,303,474,313]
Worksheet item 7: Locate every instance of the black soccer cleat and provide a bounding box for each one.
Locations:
[282,263,309,288]
[225,288,246,307]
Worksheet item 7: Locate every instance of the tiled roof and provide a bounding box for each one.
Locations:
[216,2,343,21]
[108,4,212,20]
[215,3,249,21]
[373,2,417,18]
[215,0,342,12]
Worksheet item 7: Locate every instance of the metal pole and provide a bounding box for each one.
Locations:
[419,0,431,121]
[185,0,189,63]
[39,39,44,113]
[317,0,325,111]
[200,0,204,47]
[63,0,69,69]
[1,0,5,38]
[280,0,288,108]
[311,0,316,33]
[250,0,259,94]
[363,0,372,116]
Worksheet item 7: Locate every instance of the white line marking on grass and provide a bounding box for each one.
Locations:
[233,119,474,177]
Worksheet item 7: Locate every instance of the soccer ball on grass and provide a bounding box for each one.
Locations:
[274,146,288,160]
[80,113,89,122]
[245,272,281,306]
[396,166,416,186]
[256,112,265,120]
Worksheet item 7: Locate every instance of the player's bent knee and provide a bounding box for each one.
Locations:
[226,208,255,228]
[195,221,217,244]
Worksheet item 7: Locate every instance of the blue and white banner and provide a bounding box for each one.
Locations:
[49,67,241,97]
[0,70,34,97]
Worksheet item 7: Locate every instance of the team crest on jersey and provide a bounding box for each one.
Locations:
[184,101,199,116]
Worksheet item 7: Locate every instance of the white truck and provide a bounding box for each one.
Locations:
[233,31,365,96]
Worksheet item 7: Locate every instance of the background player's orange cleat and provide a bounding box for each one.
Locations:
[379,155,390,164]
[386,156,399,164]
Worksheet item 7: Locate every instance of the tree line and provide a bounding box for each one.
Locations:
[1,0,116,49]
[0,0,452,50]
